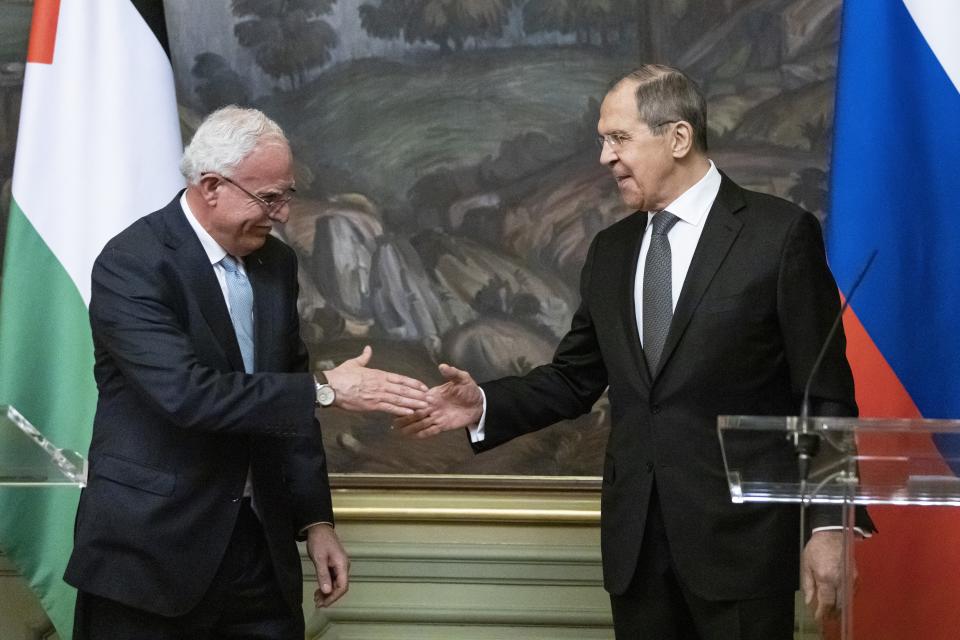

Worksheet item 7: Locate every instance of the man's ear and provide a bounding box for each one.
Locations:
[670,121,695,159]
[196,173,221,206]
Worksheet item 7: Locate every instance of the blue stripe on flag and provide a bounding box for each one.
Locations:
[827,0,960,430]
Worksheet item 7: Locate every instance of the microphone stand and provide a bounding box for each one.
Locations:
[794,248,877,480]
[794,249,876,638]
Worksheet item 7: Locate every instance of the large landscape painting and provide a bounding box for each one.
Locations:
[0,0,843,480]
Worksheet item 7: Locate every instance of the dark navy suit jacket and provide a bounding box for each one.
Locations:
[65,193,332,616]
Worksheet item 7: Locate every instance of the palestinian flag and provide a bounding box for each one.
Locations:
[0,0,183,635]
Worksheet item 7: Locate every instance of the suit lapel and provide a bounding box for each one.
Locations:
[654,174,745,378]
[159,197,246,372]
[617,212,654,388]
[245,250,277,373]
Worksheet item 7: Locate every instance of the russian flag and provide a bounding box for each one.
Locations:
[827,1,960,636]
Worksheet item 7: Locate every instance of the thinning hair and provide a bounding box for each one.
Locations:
[617,65,708,152]
[179,106,288,185]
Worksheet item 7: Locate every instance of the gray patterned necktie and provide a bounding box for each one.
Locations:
[220,255,255,374]
[642,211,680,375]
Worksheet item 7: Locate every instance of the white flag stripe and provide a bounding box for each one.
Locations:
[12,0,184,304]
[902,0,960,94]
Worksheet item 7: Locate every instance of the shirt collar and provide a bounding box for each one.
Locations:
[180,191,229,266]
[649,160,721,227]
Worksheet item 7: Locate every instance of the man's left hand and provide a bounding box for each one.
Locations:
[802,530,855,623]
[306,524,350,608]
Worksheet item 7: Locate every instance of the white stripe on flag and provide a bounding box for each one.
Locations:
[12,0,183,304]
[902,0,960,93]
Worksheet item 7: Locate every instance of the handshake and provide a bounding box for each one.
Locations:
[321,346,483,436]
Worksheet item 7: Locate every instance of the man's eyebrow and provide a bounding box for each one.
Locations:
[259,185,296,196]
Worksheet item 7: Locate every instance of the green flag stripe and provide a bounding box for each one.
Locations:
[0,197,97,639]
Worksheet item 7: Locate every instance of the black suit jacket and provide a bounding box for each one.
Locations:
[64,193,331,616]
[477,173,867,600]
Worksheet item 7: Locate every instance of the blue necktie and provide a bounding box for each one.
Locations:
[220,255,255,374]
[642,211,680,375]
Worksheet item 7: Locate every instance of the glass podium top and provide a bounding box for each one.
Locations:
[0,405,87,486]
[719,415,960,506]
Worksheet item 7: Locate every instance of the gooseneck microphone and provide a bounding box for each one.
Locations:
[794,249,878,481]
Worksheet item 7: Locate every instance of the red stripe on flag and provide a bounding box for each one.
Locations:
[843,304,949,477]
[842,306,921,419]
[26,0,61,65]
[840,308,960,639]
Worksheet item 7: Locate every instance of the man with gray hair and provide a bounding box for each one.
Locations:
[65,106,429,638]
[396,65,873,638]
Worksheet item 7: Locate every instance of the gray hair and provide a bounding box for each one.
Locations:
[179,106,289,185]
[619,65,708,153]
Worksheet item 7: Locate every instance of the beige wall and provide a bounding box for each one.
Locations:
[0,551,60,640]
[304,486,612,639]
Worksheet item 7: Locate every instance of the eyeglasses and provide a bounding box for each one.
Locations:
[205,172,296,215]
[596,120,682,149]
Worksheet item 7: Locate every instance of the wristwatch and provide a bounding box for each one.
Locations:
[314,372,336,408]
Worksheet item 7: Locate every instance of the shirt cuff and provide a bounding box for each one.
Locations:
[300,521,334,537]
[811,525,872,538]
[467,388,487,443]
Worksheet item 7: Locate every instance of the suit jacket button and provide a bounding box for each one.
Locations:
[651,404,661,414]
[645,461,654,473]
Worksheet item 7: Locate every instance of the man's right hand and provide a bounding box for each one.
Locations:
[392,364,483,438]
[323,346,428,416]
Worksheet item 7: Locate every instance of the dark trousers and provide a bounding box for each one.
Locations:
[609,485,794,640]
[74,499,303,640]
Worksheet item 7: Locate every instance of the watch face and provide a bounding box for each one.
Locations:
[317,384,336,407]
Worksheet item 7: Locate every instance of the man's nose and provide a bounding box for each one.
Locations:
[599,142,617,166]
[268,203,290,223]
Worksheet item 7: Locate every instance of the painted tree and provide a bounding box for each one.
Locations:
[522,0,635,48]
[359,0,512,52]
[636,0,738,64]
[232,0,339,90]
[192,53,251,112]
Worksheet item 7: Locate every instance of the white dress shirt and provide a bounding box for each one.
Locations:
[180,192,246,308]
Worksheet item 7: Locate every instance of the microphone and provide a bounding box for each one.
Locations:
[794,248,878,481]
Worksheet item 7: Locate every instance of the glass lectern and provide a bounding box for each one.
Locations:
[0,405,87,486]
[719,415,960,639]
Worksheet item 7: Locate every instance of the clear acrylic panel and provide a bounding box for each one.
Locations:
[0,405,86,486]
[719,415,960,506]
